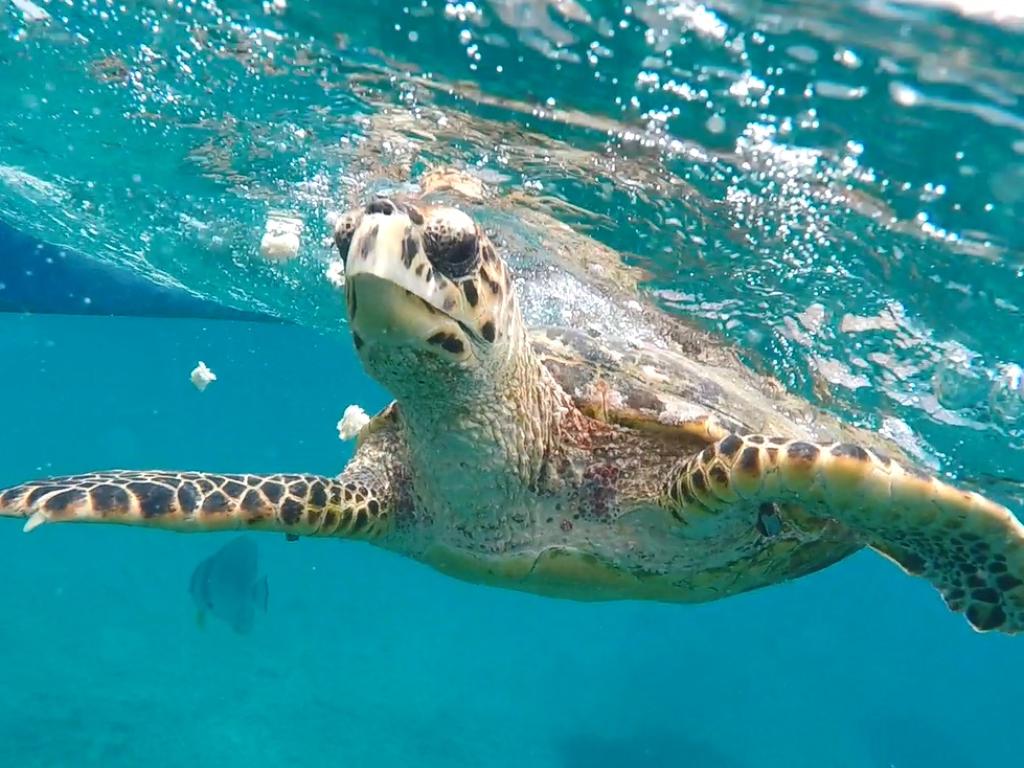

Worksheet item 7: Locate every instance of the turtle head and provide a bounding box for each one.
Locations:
[334,197,524,406]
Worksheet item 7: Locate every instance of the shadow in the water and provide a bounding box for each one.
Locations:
[554,727,746,768]
[0,219,279,323]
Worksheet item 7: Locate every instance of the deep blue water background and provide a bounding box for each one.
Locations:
[1,313,1020,767]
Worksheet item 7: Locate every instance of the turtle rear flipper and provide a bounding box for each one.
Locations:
[662,434,1024,634]
[0,468,392,540]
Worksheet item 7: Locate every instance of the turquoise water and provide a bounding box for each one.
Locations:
[1,0,1023,766]
[3,314,1020,767]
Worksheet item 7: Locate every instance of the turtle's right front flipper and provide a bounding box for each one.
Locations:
[661,433,1024,634]
[0,467,393,540]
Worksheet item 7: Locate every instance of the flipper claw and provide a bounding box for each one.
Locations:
[23,510,48,533]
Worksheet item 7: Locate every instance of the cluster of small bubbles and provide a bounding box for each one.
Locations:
[989,364,1024,426]
[635,70,659,90]
[919,181,946,202]
[444,2,482,23]
[933,350,991,411]
[662,79,704,101]
[796,108,819,130]
[662,2,728,43]
[0,0,1017,469]
[727,72,768,106]
[913,211,960,244]
[643,107,680,131]
[932,350,1024,428]
[585,41,612,67]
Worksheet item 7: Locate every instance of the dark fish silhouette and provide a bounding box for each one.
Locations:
[189,536,269,634]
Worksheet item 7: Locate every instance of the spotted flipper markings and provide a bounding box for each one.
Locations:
[661,434,1024,635]
[0,471,392,540]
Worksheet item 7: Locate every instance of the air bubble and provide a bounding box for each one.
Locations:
[890,82,921,107]
[706,114,726,134]
[989,364,1024,425]
[932,355,989,411]
[835,48,861,69]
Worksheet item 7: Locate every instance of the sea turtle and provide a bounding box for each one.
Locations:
[3,181,1024,635]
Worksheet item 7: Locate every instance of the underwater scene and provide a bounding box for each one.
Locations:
[1,1,1023,766]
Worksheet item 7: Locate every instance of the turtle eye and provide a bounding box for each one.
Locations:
[334,211,361,264]
[421,207,480,279]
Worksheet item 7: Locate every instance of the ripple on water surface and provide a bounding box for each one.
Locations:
[0,0,1021,495]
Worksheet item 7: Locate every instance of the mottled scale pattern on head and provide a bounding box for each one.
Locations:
[335,196,524,379]
[0,471,392,540]
[661,433,1024,634]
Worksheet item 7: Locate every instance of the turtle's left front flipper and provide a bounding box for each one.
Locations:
[661,434,1024,634]
[0,465,394,540]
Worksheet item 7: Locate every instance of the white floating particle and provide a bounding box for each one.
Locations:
[12,0,49,22]
[190,361,217,392]
[260,230,300,260]
[835,48,861,69]
[337,405,370,441]
[817,81,868,101]
[260,212,303,261]
[787,45,818,64]
[889,82,921,107]
[325,259,345,288]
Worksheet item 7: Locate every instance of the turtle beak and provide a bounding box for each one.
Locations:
[347,273,468,354]
[341,209,471,359]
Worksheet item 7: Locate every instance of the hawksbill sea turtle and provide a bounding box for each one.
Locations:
[2,177,1023,635]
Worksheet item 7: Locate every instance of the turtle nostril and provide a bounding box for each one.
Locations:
[366,198,397,216]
